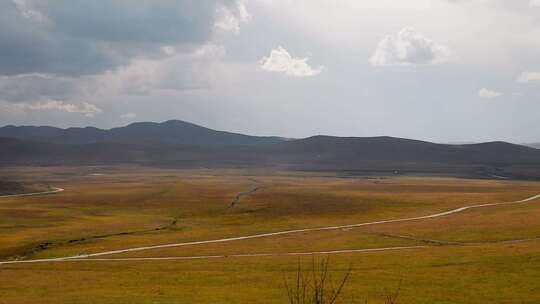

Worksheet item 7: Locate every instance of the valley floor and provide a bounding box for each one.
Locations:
[1,166,540,303]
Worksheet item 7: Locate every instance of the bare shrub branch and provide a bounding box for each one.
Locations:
[283,256,352,304]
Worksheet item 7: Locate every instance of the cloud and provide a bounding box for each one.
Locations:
[0,73,84,102]
[516,71,540,84]
[478,88,502,99]
[23,100,103,117]
[0,1,241,111]
[370,28,453,67]
[0,0,243,76]
[97,44,226,95]
[0,43,226,114]
[259,47,324,77]
[120,112,137,120]
[12,0,48,24]
[531,0,540,7]
[214,0,251,34]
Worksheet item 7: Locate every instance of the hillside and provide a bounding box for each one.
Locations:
[0,181,25,195]
[526,143,540,149]
[261,136,540,178]
[0,120,285,146]
[2,126,540,179]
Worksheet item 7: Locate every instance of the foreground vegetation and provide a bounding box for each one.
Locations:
[1,166,540,303]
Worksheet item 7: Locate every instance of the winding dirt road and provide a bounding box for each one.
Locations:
[0,246,429,264]
[0,187,64,199]
[1,192,539,265]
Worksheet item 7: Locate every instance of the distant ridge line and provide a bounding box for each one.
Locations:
[1,120,540,179]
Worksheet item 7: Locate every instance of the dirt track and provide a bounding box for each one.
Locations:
[0,187,64,199]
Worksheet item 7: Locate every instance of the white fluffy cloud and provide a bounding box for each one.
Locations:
[478,88,502,99]
[516,72,540,83]
[259,47,323,77]
[214,0,251,34]
[23,100,102,117]
[530,0,540,7]
[370,28,453,67]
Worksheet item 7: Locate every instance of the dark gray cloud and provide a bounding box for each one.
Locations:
[0,0,238,76]
[0,74,83,102]
[37,1,218,44]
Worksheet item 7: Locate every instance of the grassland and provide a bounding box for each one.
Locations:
[1,166,540,303]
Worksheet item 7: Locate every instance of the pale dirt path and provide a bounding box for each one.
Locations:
[0,187,64,199]
[1,192,539,265]
[2,236,540,265]
[0,246,428,264]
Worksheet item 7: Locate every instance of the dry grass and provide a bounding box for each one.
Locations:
[1,166,540,303]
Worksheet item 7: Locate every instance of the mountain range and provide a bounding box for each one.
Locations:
[1,120,540,179]
[0,120,284,146]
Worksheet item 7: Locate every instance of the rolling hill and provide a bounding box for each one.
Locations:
[1,121,540,179]
[0,120,285,146]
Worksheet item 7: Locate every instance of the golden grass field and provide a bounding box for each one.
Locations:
[1,166,540,303]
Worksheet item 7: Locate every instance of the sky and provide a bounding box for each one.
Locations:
[1,0,540,143]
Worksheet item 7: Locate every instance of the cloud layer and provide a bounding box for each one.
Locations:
[0,0,242,76]
[0,1,243,118]
[10,100,103,117]
[370,28,453,67]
